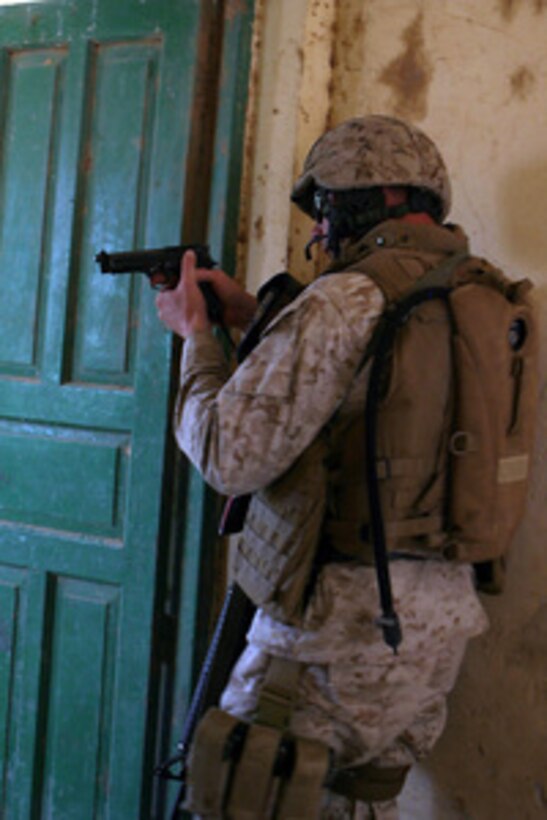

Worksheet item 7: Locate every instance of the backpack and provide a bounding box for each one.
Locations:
[359,250,539,649]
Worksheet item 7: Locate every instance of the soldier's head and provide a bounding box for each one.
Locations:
[291,115,451,258]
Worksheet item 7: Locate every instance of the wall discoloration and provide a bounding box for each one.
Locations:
[325,0,370,125]
[253,214,264,240]
[288,0,337,281]
[499,0,518,19]
[238,0,310,291]
[509,602,547,671]
[510,65,536,99]
[499,163,547,271]
[499,0,547,18]
[378,12,432,121]
[236,0,264,284]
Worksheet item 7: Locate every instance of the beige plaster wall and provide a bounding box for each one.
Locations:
[239,1,547,817]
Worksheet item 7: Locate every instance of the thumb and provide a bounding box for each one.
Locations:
[176,249,198,292]
[182,248,197,276]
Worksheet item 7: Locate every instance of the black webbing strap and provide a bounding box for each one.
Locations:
[328,761,410,803]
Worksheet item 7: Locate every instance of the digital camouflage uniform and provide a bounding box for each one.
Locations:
[174,218,488,819]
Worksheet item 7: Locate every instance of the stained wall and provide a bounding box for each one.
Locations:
[238,1,547,818]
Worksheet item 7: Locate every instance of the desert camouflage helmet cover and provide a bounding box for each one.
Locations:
[291,114,451,219]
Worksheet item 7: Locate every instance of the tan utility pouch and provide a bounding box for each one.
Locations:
[183,657,410,817]
[183,658,330,819]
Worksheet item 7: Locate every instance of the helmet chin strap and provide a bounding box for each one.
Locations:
[304,232,326,260]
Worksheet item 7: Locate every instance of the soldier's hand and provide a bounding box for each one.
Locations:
[155,250,211,338]
[195,267,257,330]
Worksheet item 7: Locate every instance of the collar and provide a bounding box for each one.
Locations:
[324,220,470,273]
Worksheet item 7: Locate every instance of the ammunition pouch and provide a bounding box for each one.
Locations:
[182,657,410,817]
[183,707,330,818]
[183,656,330,818]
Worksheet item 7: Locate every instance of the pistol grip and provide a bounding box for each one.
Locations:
[199,282,223,323]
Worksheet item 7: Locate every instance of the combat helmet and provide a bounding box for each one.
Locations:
[291,114,451,220]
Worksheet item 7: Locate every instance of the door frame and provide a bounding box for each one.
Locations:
[147,2,256,816]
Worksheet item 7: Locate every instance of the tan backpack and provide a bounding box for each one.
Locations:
[356,251,539,649]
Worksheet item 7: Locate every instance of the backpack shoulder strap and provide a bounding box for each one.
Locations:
[361,250,469,652]
[357,250,468,376]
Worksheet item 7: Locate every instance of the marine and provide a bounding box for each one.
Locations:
[156,115,537,818]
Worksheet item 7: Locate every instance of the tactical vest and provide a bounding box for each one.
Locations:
[232,434,329,623]
[232,222,538,623]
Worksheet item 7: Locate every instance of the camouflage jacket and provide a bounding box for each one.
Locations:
[175,220,469,622]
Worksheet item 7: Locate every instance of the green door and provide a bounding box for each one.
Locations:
[0,1,242,817]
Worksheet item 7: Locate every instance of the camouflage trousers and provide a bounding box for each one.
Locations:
[221,560,488,819]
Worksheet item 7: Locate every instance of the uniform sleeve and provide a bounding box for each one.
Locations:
[174,273,384,495]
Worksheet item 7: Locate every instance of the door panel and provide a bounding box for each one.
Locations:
[70,39,160,385]
[0,420,128,536]
[40,577,120,818]
[0,2,202,817]
[0,47,66,375]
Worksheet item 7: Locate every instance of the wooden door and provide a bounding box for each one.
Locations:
[0,1,230,816]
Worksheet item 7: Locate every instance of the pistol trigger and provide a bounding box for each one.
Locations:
[150,267,169,290]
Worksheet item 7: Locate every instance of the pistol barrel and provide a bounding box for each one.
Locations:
[96,245,215,275]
